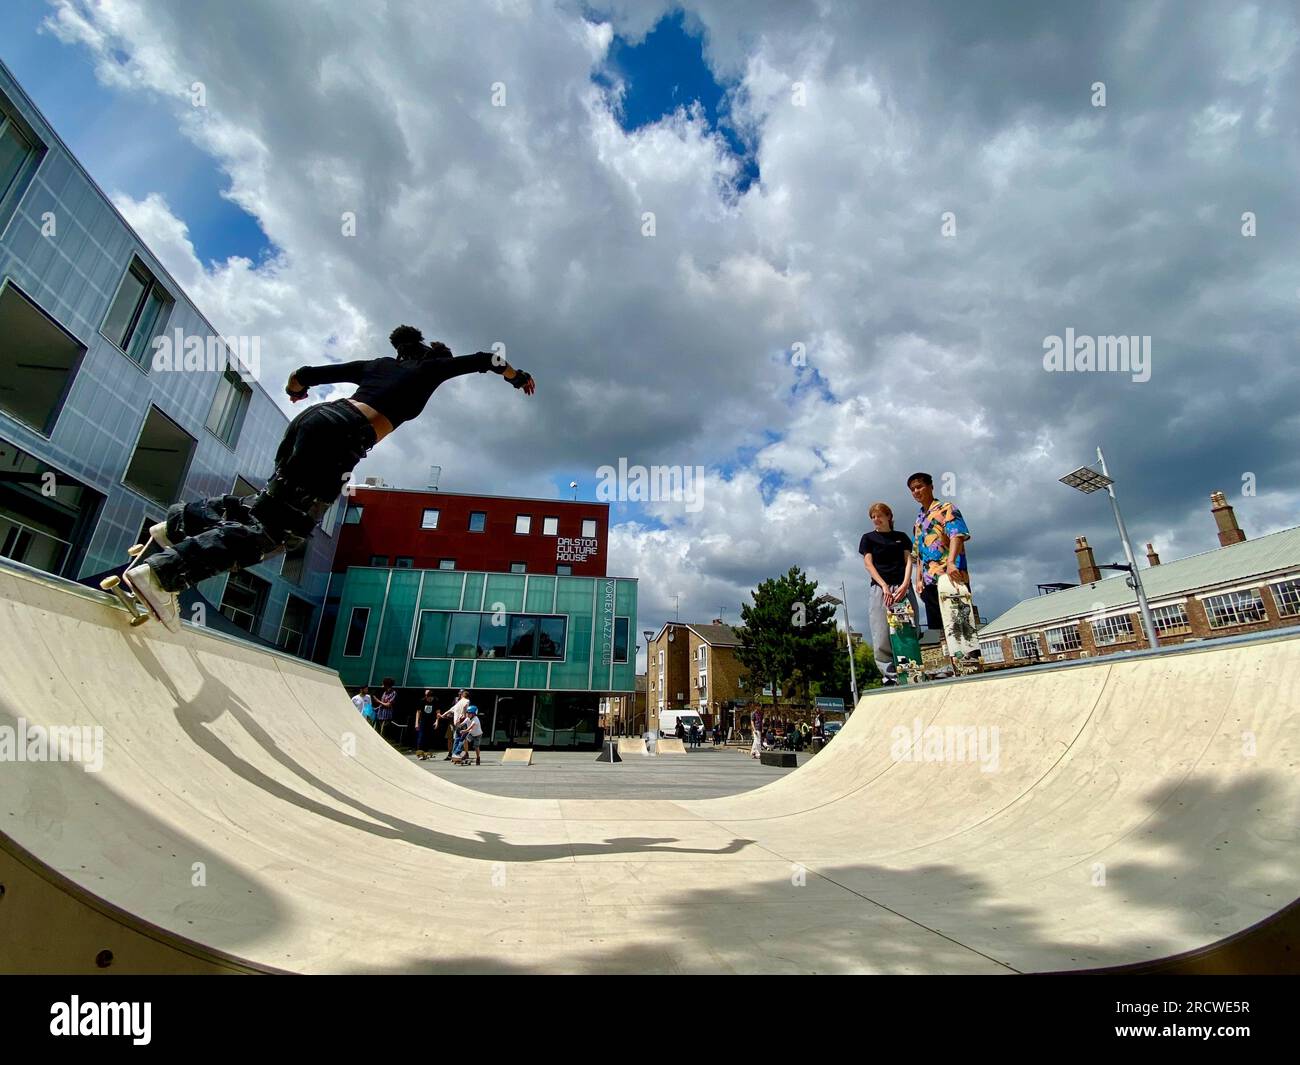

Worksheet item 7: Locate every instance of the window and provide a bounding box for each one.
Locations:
[542,516,559,535]
[0,282,88,435]
[206,368,252,448]
[697,644,708,686]
[343,607,370,657]
[1151,603,1192,635]
[507,615,538,657]
[0,441,93,577]
[438,559,455,570]
[344,504,363,525]
[515,515,531,534]
[281,542,307,585]
[421,508,439,529]
[369,555,388,567]
[469,511,486,532]
[582,519,597,538]
[395,557,414,569]
[413,611,450,658]
[447,613,480,657]
[613,617,629,663]
[0,104,43,226]
[510,562,526,573]
[1202,589,1267,629]
[979,640,1005,664]
[556,564,571,576]
[276,596,313,656]
[478,613,508,659]
[1090,614,1136,646]
[220,570,270,635]
[103,257,172,366]
[1269,578,1300,618]
[1045,625,1082,653]
[537,617,566,658]
[123,406,196,506]
[1012,633,1042,660]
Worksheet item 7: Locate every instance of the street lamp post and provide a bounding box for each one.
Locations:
[1059,447,1159,649]
[816,591,859,712]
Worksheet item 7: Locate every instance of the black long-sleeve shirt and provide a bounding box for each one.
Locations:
[292,352,497,429]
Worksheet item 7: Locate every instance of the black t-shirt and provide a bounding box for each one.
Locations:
[858,530,913,585]
[294,352,498,429]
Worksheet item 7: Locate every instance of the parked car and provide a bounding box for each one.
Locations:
[823,721,845,741]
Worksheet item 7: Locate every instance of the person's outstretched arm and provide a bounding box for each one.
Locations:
[433,351,537,395]
[286,359,373,401]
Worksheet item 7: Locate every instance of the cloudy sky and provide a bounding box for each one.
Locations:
[6,0,1299,661]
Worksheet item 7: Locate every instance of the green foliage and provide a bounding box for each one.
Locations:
[734,566,838,710]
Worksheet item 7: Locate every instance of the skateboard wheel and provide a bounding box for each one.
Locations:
[100,576,121,590]
[127,543,145,557]
[129,614,150,627]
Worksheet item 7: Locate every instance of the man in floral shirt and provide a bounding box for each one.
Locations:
[908,472,982,673]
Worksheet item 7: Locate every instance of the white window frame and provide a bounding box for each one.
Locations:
[979,639,1005,664]
[1150,603,1191,635]
[581,518,597,538]
[1267,577,1300,618]
[1202,588,1268,629]
[1012,633,1042,660]
[1045,624,1082,654]
[542,516,559,536]
[1090,614,1137,646]
[421,508,440,530]
[515,514,531,534]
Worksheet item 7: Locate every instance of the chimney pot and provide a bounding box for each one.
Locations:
[1146,542,1161,566]
[1210,490,1246,546]
[1075,535,1102,584]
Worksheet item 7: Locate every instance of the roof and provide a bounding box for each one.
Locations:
[351,485,610,508]
[651,621,742,647]
[981,525,1300,637]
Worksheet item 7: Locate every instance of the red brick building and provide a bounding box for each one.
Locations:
[332,486,609,577]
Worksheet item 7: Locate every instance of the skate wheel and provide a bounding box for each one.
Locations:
[129,614,150,627]
[127,543,145,557]
[100,576,121,590]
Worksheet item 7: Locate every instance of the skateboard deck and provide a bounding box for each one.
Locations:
[937,573,981,675]
[887,599,923,684]
[99,527,169,627]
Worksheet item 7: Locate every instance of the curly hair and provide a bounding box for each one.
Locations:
[389,324,424,350]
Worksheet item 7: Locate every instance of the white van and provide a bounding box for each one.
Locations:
[659,710,705,738]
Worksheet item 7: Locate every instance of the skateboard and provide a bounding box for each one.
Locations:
[937,573,982,676]
[99,526,169,626]
[887,598,923,684]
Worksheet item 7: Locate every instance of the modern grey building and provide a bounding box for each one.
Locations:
[0,58,339,656]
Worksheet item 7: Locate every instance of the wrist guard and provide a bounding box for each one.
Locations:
[508,369,532,390]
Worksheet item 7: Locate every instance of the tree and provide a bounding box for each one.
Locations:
[734,566,838,715]
[818,630,881,702]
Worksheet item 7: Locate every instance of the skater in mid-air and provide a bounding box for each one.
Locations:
[124,325,535,630]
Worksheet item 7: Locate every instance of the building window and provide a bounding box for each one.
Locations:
[343,607,370,657]
[515,514,531,534]
[447,613,480,657]
[220,570,270,635]
[556,564,571,576]
[538,617,566,658]
[477,613,508,659]
[438,559,455,570]
[469,511,486,532]
[0,282,86,434]
[1202,589,1268,629]
[507,615,538,657]
[369,555,388,567]
[344,504,363,524]
[395,557,414,569]
[510,562,526,573]
[276,595,313,656]
[1269,578,1300,618]
[206,368,252,448]
[280,542,307,585]
[1151,603,1192,635]
[582,518,597,538]
[421,508,439,529]
[979,639,1005,664]
[0,103,43,227]
[1090,614,1136,647]
[1045,625,1082,653]
[0,442,93,577]
[1012,633,1042,660]
[103,257,172,366]
[413,611,450,658]
[123,406,196,506]
[319,494,344,536]
[542,516,559,535]
[613,617,629,663]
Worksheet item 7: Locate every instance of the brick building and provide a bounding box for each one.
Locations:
[978,494,1300,669]
[645,621,744,733]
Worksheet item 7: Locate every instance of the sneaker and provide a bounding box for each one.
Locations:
[123,562,182,633]
[148,522,174,549]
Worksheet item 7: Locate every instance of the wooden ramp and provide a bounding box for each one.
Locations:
[1,560,1297,974]
[617,737,648,757]
[656,738,687,754]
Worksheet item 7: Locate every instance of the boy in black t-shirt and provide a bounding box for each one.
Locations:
[859,502,921,686]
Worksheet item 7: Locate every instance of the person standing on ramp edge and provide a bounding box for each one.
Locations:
[124,326,536,630]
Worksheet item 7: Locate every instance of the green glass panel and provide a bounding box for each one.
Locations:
[474,660,517,689]
[517,661,550,689]
[372,571,419,683]
[406,659,451,689]
[450,660,474,688]
[461,572,485,610]
[524,575,555,612]
[420,571,463,609]
[413,611,450,658]
[483,573,526,613]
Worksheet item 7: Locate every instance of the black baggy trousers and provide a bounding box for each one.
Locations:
[149,399,376,592]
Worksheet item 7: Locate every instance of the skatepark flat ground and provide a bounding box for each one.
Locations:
[409,747,813,800]
[1,558,1297,975]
